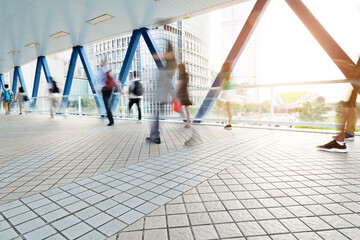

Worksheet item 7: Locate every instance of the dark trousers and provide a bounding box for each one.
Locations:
[128,98,141,120]
[150,103,164,140]
[102,88,114,124]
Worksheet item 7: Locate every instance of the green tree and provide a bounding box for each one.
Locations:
[295,101,331,122]
[212,99,227,117]
[81,98,96,111]
[260,100,270,113]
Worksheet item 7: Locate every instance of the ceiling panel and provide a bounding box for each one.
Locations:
[0,0,249,73]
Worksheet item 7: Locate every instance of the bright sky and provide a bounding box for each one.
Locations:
[208,0,360,103]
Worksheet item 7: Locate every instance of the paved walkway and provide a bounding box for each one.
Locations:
[0,115,359,240]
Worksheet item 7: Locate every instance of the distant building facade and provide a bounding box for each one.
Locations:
[87,15,211,116]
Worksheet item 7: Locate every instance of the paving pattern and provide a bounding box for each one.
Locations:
[0,114,359,240]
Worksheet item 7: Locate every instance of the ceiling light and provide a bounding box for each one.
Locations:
[8,50,20,55]
[184,15,191,19]
[154,0,160,2]
[0,59,5,63]
[86,14,115,25]
[50,31,70,39]
[25,42,40,48]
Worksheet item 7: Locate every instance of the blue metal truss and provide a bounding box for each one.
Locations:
[111,29,142,111]
[61,46,105,113]
[111,28,183,117]
[12,66,28,97]
[31,56,52,109]
[140,28,166,68]
[0,74,4,90]
[195,0,270,120]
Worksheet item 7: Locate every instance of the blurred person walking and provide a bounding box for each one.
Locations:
[175,64,192,128]
[318,62,360,152]
[128,71,143,124]
[331,101,357,141]
[146,42,177,144]
[219,62,233,130]
[49,78,61,119]
[1,84,16,115]
[97,60,123,126]
[16,87,29,115]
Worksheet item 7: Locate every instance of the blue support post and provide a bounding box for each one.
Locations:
[0,74,4,90]
[195,0,270,120]
[78,46,105,112]
[60,47,79,111]
[12,68,18,96]
[12,66,28,97]
[111,30,142,111]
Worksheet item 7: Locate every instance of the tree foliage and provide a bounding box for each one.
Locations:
[295,101,331,122]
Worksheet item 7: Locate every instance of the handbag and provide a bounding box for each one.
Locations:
[172,98,181,113]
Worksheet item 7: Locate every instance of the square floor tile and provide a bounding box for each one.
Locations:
[237,221,266,237]
[167,214,190,227]
[192,225,219,240]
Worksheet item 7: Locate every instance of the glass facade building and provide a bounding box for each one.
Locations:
[87,15,211,117]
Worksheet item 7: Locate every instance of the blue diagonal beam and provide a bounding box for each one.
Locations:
[17,67,29,97]
[12,66,28,97]
[31,56,52,110]
[31,57,44,109]
[40,56,52,83]
[285,0,356,80]
[78,46,105,113]
[111,30,142,111]
[195,0,270,119]
[12,67,19,96]
[60,47,79,111]
[140,28,166,69]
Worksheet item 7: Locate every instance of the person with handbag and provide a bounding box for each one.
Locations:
[175,63,192,128]
[16,87,28,115]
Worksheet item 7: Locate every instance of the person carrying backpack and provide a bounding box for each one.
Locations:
[0,84,16,115]
[97,60,123,126]
[128,71,143,124]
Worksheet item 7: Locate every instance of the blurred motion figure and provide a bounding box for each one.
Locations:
[146,42,177,144]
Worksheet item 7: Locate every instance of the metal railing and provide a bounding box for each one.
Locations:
[4,78,360,132]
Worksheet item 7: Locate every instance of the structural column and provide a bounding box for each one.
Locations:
[31,56,52,110]
[12,66,28,97]
[61,46,104,114]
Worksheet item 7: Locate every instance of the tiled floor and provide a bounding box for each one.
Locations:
[0,114,359,240]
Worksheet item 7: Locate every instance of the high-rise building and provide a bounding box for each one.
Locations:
[87,15,211,117]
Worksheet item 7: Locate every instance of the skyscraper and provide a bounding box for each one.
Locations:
[87,15,211,117]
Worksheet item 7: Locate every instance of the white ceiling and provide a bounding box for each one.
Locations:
[0,0,249,73]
